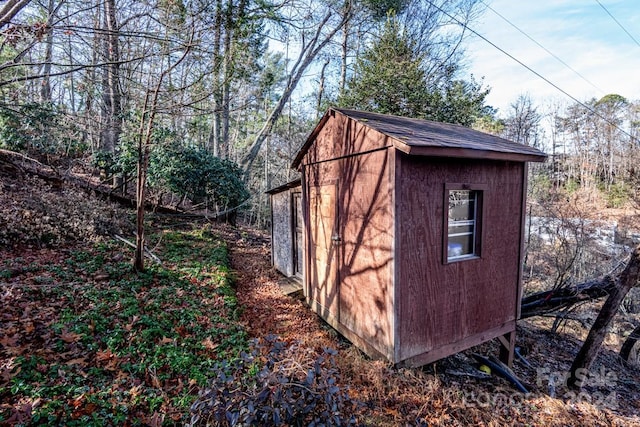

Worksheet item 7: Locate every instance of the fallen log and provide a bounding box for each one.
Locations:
[520,276,617,319]
[620,324,640,365]
[0,148,235,218]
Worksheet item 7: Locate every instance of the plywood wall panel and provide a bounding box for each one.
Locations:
[303,114,395,358]
[271,191,294,277]
[338,149,394,355]
[396,155,524,361]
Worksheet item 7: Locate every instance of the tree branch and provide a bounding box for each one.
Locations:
[0,0,32,29]
[239,4,352,178]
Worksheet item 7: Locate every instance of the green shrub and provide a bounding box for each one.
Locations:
[189,336,361,426]
[0,102,85,155]
[106,129,249,213]
[150,142,249,210]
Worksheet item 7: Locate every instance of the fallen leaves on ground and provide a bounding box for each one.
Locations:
[0,230,245,425]
[226,225,640,426]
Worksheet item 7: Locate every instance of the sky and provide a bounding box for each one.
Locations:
[464,0,640,117]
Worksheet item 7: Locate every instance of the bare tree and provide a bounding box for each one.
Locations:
[0,0,32,29]
[134,29,194,272]
[240,3,353,177]
[99,0,121,154]
[503,94,542,148]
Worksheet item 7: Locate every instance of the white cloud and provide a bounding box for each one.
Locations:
[466,0,640,116]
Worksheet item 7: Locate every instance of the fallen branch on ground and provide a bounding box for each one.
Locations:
[520,276,617,319]
[113,234,162,265]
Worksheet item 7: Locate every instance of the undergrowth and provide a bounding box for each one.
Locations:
[189,335,361,427]
[0,228,247,425]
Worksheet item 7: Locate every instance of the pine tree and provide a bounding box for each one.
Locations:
[338,15,437,118]
[338,14,491,126]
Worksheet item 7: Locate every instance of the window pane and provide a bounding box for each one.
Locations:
[447,189,479,260]
[449,190,475,221]
[448,223,473,236]
[448,234,474,258]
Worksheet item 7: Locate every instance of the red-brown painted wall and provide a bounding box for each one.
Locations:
[299,110,527,364]
[394,153,524,361]
[302,112,396,358]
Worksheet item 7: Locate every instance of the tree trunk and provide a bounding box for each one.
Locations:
[240,9,350,178]
[567,245,640,389]
[40,0,55,103]
[316,58,330,118]
[620,324,640,363]
[133,29,193,272]
[100,0,121,154]
[134,130,148,272]
[208,0,223,156]
[339,14,349,95]
[220,0,236,160]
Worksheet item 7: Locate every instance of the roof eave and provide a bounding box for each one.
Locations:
[291,108,336,169]
[393,140,547,163]
[265,177,302,195]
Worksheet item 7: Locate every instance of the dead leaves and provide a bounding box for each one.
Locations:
[60,330,82,343]
[159,336,174,345]
[95,348,120,371]
[0,333,19,347]
[0,226,248,425]
[141,411,165,426]
[65,357,86,367]
[201,336,218,351]
[2,399,41,425]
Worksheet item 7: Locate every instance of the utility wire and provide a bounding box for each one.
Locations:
[595,0,640,48]
[480,0,605,95]
[425,0,638,144]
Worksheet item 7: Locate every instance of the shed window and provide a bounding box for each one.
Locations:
[446,189,481,262]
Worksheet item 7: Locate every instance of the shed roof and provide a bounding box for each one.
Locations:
[293,108,547,168]
[265,178,302,195]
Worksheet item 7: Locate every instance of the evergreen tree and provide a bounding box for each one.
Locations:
[338,14,491,126]
[434,71,492,127]
[338,16,435,118]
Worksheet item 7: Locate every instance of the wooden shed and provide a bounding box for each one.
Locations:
[284,108,546,367]
[267,178,304,281]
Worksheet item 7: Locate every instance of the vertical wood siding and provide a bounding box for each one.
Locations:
[271,190,294,277]
[395,154,524,361]
[303,113,395,358]
[298,110,529,365]
[338,148,394,355]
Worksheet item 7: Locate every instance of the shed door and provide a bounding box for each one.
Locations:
[309,184,339,321]
[293,192,303,277]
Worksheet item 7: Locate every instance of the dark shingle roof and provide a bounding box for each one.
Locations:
[337,108,546,160]
[293,108,547,168]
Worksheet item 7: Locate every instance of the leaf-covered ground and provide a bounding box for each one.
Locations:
[0,228,246,425]
[2,165,640,425]
[226,226,640,426]
[2,221,640,426]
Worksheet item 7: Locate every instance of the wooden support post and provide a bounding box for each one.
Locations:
[498,330,516,368]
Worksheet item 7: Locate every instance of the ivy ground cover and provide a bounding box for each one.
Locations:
[0,227,247,425]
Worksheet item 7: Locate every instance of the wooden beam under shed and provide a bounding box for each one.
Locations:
[498,330,516,368]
